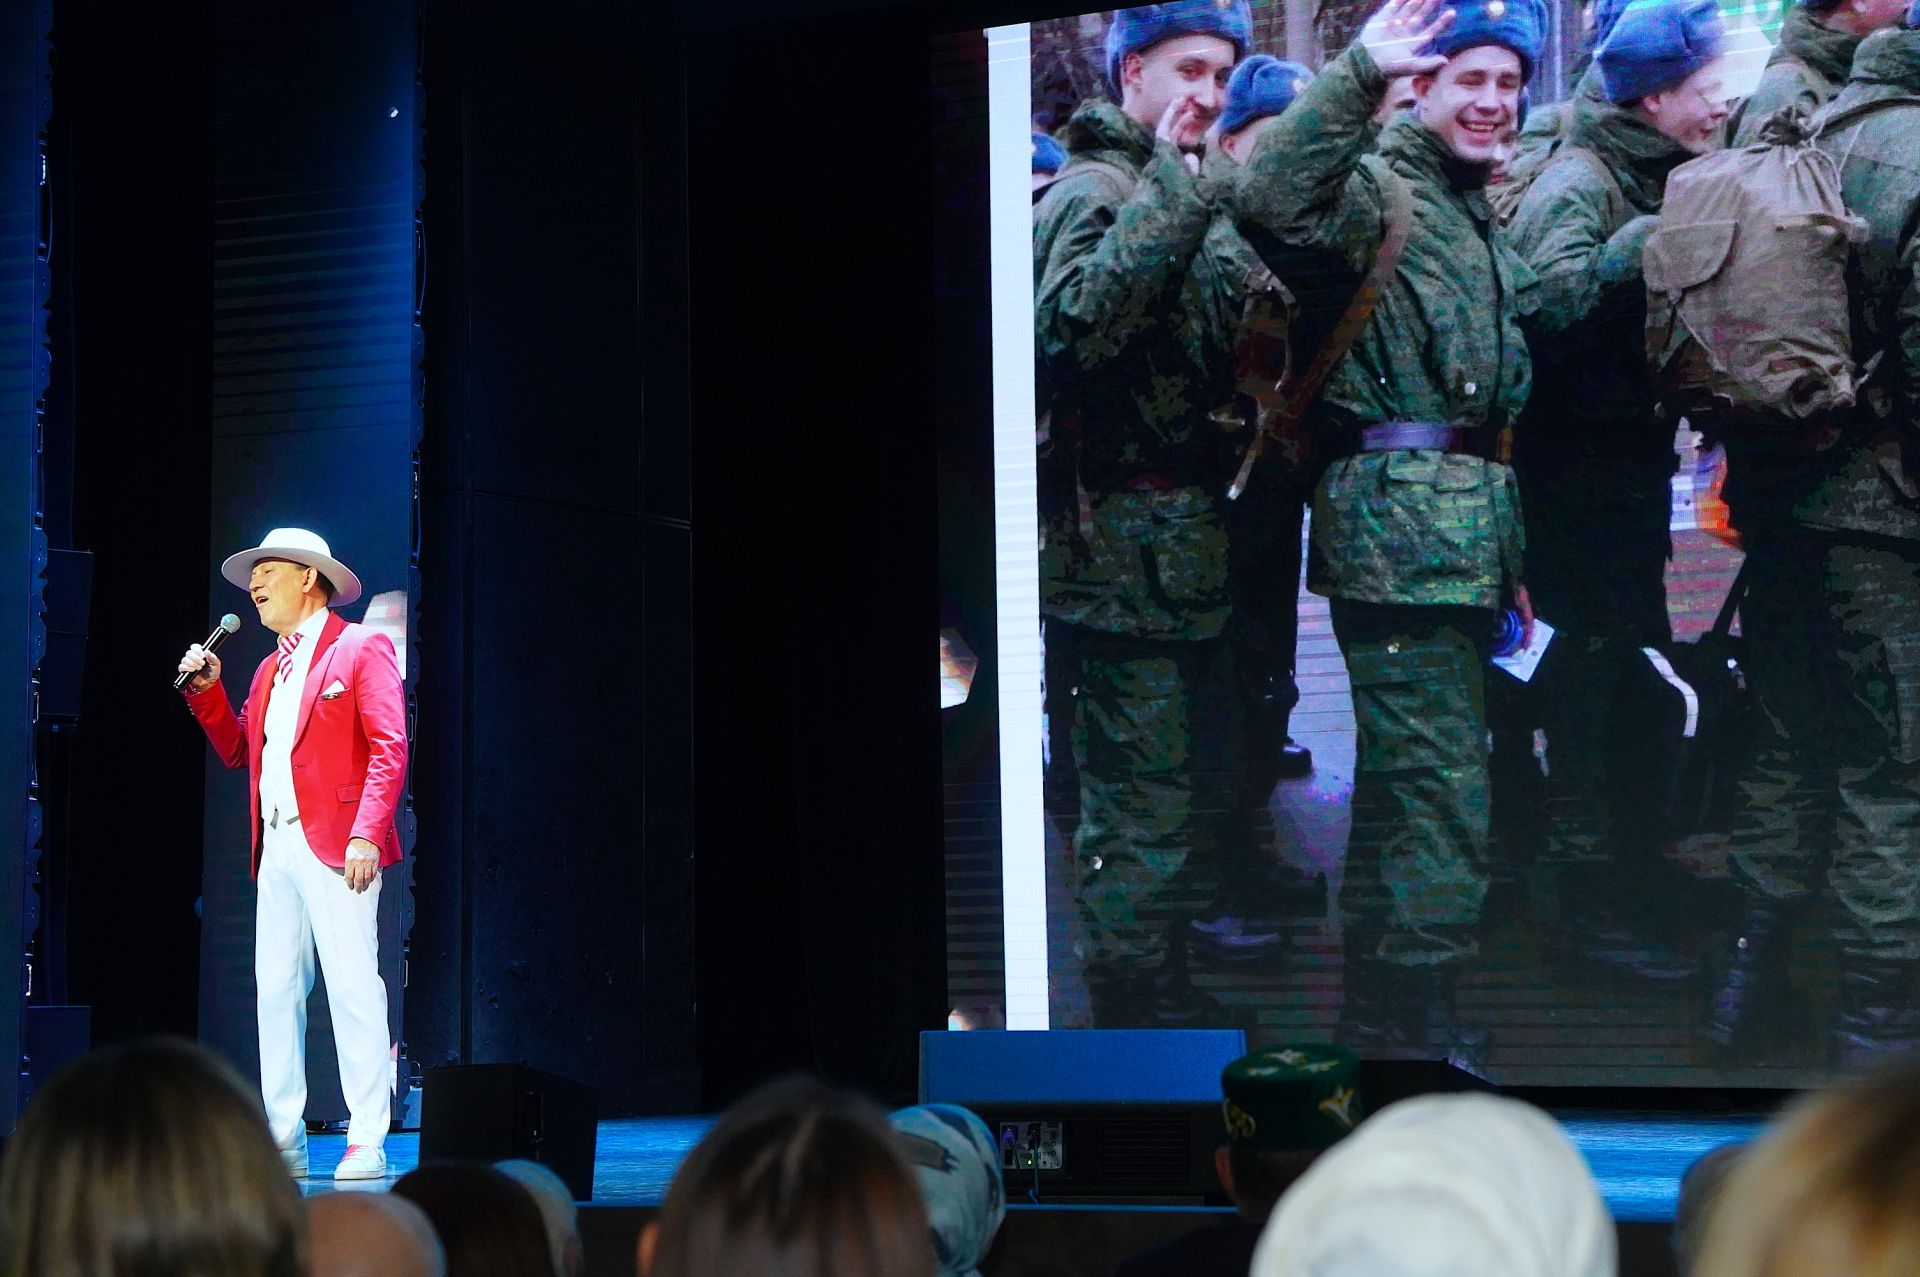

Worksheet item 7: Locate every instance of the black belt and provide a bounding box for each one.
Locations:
[1354,420,1506,462]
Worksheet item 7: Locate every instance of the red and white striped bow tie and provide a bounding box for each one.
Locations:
[275,632,303,684]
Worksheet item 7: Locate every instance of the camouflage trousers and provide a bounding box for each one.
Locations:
[1072,631,1242,976]
[1731,530,1920,960]
[1330,600,1494,966]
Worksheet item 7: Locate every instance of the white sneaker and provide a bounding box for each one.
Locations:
[279,1129,309,1179]
[333,1143,388,1181]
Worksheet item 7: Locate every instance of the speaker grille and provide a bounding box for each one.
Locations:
[1099,1117,1191,1186]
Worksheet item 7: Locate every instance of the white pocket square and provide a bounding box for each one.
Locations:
[320,680,348,699]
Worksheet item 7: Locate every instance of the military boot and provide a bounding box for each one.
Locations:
[1701,900,1794,1053]
[1834,952,1920,1072]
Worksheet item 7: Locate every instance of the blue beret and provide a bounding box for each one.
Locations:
[1032,132,1067,174]
[1104,0,1254,93]
[1909,0,1920,26]
[1425,0,1550,82]
[1218,55,1315,135]
[1595,0,1727,101]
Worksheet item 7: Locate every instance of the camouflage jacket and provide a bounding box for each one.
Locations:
[1227,42,1535,608]
[1728,27,1920,543]
[1508,94,1690,473]
[1729,6,1858,146]
[1506,65,1605,194]
[1033,102,1259,639]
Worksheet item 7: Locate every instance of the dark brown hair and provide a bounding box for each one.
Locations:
[648,1077,935,1277]
[392,1163,556,1277]
[0,1037,306,1277]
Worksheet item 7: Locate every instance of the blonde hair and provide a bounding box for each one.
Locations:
[0,1037,306,1277]
[1693,1061,1920,1277]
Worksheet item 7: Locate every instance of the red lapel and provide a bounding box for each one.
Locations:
[292,610,347,750]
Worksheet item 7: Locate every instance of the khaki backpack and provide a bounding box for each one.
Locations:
[1642,106,1866,448]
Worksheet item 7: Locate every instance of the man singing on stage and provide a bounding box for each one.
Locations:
[177,527,406,1181]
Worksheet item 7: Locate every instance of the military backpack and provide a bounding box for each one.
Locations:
[1642,106,1867,449]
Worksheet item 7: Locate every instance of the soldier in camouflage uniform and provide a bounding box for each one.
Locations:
[1727,0,1905,147]
[1504,0,1631,188]
[1033,0,1256,1025]
[1506,0,1729,981]
[1225,0,1543,1059]
[1707,19,1920,1065]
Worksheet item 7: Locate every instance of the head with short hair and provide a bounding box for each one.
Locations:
[494,1160,583,1277]
[640,1078,935,1277]
[1692,1062,1920,1277]
[309,1193,446,1277]
[391,1163,556,1277]
[0,1037,307,1277]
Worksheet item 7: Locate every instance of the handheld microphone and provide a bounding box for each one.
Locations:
[174,614,242,690]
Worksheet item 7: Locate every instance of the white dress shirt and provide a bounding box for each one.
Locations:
[257,605,332,829]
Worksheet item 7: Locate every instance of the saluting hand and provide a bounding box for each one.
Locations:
[1357,0,1455,78]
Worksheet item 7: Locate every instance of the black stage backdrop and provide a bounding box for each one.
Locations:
[40,0,975,1115]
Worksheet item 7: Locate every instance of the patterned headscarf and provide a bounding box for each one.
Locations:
[890,1104,1007,1277]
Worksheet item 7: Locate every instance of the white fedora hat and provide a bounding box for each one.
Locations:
[221,528,363,606]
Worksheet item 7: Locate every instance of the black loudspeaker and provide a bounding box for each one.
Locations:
[419,1063,599,1200]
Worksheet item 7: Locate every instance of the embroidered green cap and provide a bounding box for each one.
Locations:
[1220,1045,1364,1151]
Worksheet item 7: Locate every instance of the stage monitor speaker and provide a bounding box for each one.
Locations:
[420,1063,598,1200]
[920,1030,1246,1203]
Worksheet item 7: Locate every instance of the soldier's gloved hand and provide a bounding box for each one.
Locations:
[1357,0,1455,78]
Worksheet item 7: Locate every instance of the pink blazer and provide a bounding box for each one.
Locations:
[186,609,408,878]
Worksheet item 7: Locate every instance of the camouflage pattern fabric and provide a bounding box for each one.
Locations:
[1727,5,1856,146]
[1072,633,1243,974]
[1503,64,1604,198]
[1329,600,1495,966]
[1225,43,1535,609]
[1034,102,1256,641]
[1508,92,1687,645]
[1730,532,1920,960]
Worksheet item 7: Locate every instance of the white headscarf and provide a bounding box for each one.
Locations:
[1251,1093,1616,1277]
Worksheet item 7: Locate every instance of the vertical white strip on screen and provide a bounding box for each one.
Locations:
[985,22,1050,1031]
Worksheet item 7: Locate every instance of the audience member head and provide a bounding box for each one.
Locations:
[494,1160,583,1277]
[1217,1045,1364,1225]
[1104,1,1253,143]
[392,1162,557,1277]
[1693,1061,1920,1277]
[309,1192,446,1277]
[1250,1093,1614,1277]
[0,1037,306,1277]
[1671,1142,1746,1277]
[639,1077,935,1277]
[889,1105,1006,1277]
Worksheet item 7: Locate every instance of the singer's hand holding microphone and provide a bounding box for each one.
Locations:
[175,614,242,693]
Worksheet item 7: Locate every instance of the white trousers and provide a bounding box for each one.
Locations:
[256,819,391,1148]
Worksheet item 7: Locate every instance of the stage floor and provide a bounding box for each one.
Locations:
[303,1110,1766,1222]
